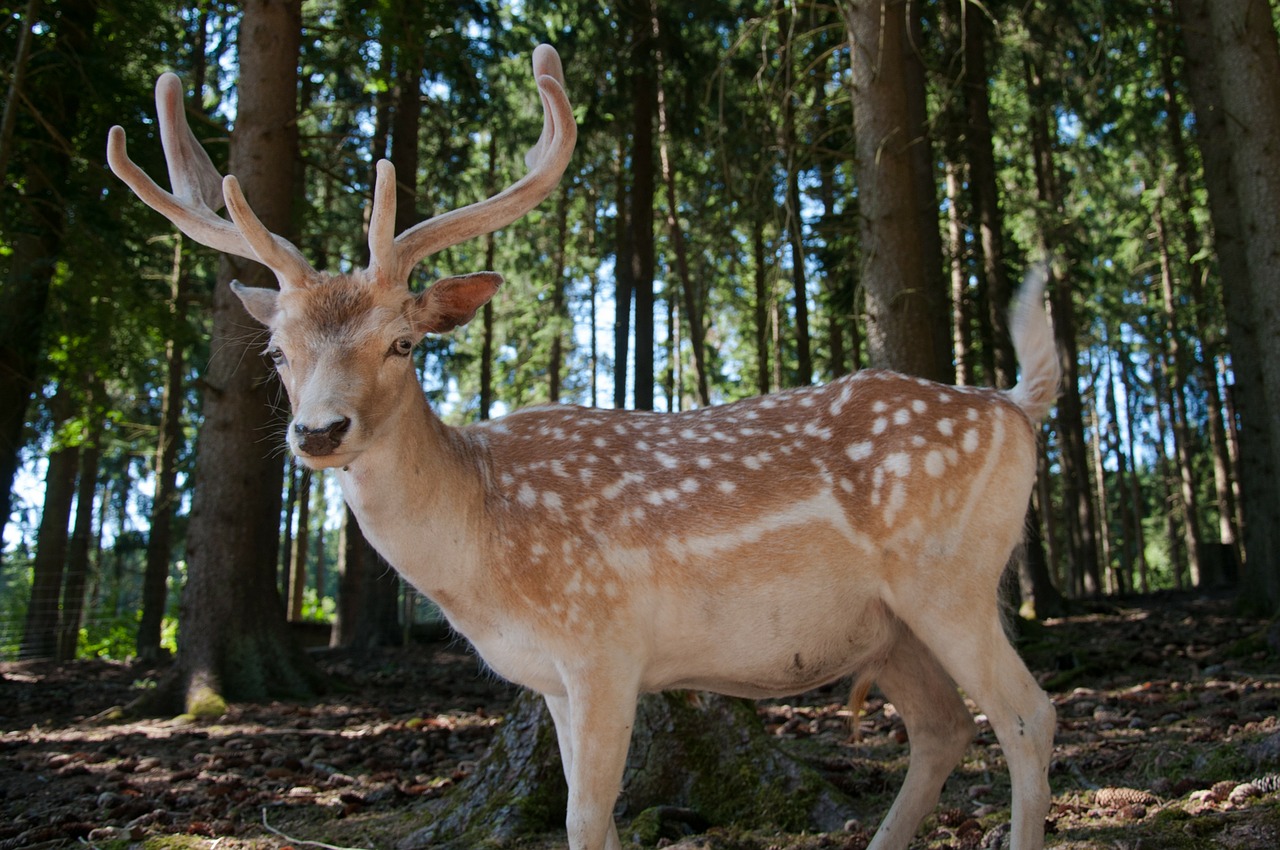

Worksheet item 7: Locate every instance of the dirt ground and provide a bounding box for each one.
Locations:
[2,593,1279,850]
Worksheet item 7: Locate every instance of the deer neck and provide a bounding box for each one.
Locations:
[334,375,489,609]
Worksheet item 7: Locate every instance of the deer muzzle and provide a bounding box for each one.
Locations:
[293,416,351,457]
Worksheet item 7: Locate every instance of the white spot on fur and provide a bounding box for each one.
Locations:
[884,480,907,526]
[937,418,954,437]
[518,482,537,508]
[963,429,980,454]
[872,418,888,435]
[925,449,946,477]
[893,408,912,426]
[655,451,679,469]
[846,441,874,461]
[718,480,737,494]
[873,400,888,413]
[883,451,912,477]
[804,422,833,440]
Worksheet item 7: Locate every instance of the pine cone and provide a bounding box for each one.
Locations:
[1094,787,1157,808]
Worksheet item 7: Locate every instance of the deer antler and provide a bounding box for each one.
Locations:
[107,73,316,287]
[370,43,578,285]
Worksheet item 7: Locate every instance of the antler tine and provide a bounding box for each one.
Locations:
[222,175,315,285]
[107,72,315,287]
[366,159,399,286]
[388,44,577,284]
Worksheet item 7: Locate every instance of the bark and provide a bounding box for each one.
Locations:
[817,156,851,379]
[548,185,569,403]
[945,161,975,386]
[1023,45,1100,597]
[613,137,634,410]
[139,254,190,661]
[1185,0,1280,614]
[960,1,1015,387]
[1160,22,1240,565]
[0,0,39,188]
[288,470,312,622]
[654,35,710,406]
[0,0,96,556]
[840,0,947,380]
[20,389,79,661]
[331,508,402,649]
[479,137,498,420]
[1088,400,1116,593]
[781,5,813,386]
[1118,353,1151,593]
[629,16,657,411]
[165,0,320,716]
[1154,196,1204,586]
[57,433,100,661]
[753,214,771,395]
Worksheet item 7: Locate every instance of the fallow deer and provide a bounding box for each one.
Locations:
[109,44,1058,850]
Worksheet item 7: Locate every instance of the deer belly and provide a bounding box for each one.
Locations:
[642,593,897,700]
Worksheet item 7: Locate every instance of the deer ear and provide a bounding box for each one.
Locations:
[411,272,502,334]
[231,280,279,326]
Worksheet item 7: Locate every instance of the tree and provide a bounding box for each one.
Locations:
[0,0,98,555]
[839,0,947,380]
[1179,0,1280,615]
[154,0,320,715]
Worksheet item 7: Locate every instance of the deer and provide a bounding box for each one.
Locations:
[108,44,1059,850]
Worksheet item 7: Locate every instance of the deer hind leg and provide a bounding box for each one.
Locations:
[894,603,1055,850]
[865,626,976,850]
[547,676,636,850]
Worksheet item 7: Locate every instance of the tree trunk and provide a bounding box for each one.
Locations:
[781,5,813,386]
[961,1,1015,387]
[139,249,189,661]
[549,185,569,403]
[753,213,771,395]
[331,507,402,649]
[0,0,40,191]
[1187,0,1280,614]
[613,136,634,410]
[654,34,710,406]
[164,0,320,717]
[1154,196,1204,586]
[20,389,79,660]
[57,431,100,661]
[1023,45,1100,598]
[0,0,96,556]
[288,470,312,622]
[840,0,946,380]
[404,691,854,849]
[629,12,657,411]
[1159,23,1241,568]
[945,161,975,386]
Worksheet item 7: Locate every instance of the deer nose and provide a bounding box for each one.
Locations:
[293,417,351,456]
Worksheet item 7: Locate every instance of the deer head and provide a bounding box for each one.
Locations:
[107,45,576,468]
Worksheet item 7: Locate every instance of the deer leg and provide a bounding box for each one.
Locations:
[545,693,623,850]
[550,675,636,850]
[896,604,1055,850]
[866,627,976,850]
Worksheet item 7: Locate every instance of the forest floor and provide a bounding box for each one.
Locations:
[2,592,1280,850]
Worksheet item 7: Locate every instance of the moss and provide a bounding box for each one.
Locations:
[183,681,228,719]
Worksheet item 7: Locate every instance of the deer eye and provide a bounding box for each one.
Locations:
[389,337,414,358]
[266,346,287,367]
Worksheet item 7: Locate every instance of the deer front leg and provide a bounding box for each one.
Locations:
[546,672,637,850]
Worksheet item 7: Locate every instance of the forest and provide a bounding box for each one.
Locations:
[3,0,1280,848]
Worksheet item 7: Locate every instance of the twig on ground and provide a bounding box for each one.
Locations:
[260,808,372,850]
